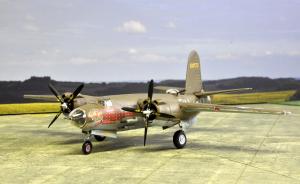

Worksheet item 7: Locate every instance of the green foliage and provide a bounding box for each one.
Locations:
[212,90,296,105]
[1,76,300,104]
[0,103,60,115]
[289,89,300,101]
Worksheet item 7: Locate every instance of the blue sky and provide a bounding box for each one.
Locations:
[0,0,299,82]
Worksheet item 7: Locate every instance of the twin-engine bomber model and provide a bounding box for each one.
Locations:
[25,51,290,154]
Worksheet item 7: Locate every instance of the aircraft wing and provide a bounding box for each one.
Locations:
[180,102,290,115]
[194,88,252,97]
[24,95,59,102]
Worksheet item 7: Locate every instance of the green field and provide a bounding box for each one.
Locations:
[0,90,297,115]
[274,100,300,106]
[0,103,60,115]
[212,90,296,105]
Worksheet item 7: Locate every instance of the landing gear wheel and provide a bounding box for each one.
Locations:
[82,140,93,155]
[94,135,106,142]
[173,130,187,149]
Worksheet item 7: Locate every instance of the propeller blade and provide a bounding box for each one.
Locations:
[156,112,175,119]
[48,84,63,103]
[121,107,141,113]
[143,126,148,146]
[69,83,84,101]
[48,111,62,128]
[148,80,154,101]
[143,118,148,146]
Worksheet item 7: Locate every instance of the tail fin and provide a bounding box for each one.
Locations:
[185,50,203,94]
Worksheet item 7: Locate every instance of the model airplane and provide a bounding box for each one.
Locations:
[25,51,289,154]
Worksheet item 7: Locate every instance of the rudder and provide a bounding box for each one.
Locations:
[185,50,203,94]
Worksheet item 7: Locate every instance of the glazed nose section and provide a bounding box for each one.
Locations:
[69,108,86,127]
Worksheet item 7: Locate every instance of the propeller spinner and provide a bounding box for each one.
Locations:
[48,83,84,128]
[122,80,175,146]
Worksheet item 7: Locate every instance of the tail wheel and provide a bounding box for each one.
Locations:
[173,130,187,149]
[82,140,92,154]
[94,135,106,142]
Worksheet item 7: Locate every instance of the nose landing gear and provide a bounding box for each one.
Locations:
[81,133,107,154]
[82,140,92,154]
[82,133,92,154]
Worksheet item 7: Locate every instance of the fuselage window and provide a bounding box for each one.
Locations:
[104,100,113,107]
[98,99,113,107]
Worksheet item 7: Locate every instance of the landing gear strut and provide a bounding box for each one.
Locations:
[173,130,187,149]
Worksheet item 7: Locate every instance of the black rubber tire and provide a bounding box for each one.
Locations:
[94,135,106,142]
[82,140,93,155]
[173,130,187,149]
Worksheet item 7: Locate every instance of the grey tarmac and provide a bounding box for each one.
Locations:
[0,104,299,184]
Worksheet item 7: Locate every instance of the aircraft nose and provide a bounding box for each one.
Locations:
[69,108,87,128]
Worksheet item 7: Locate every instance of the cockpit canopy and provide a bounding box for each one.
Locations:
[69,108,86,127]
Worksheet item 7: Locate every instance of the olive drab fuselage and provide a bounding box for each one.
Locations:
[69,93,210,132]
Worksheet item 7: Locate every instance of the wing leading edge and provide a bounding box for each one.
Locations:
[180,102,291,115]
[155,86,252,97]
[154,86,185,93]
[24,95,59,102]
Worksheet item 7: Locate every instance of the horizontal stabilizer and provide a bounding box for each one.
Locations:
[180,102,290,115]
[194,88,252,97]
[24,95,59,102]
[154,86,185,93]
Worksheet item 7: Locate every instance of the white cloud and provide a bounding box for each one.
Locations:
[116,20,147,33]
[215,53,237,60]
[131,53,179,63]
[23,24,40,32]
[128,48,138,54]
[69,57,97,65]
[265,50,273,56]
[166,21,176,29]
[279,16,286,22]
[287,50,300,56]
[41,50,48,55]
[25,14,35,21]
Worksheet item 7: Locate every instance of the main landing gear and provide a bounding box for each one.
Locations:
[81,130,186,155]
[81,133,106,155]
[173,130,187,149]
[94,135,106,142]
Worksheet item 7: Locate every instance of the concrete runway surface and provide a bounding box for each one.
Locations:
[0,104,299,184]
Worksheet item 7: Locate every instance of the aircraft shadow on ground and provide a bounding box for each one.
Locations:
[65,134,174,155]
[23,129,80,137]
[188,127,245,133]
[189,142,284,154]
[23,129,284,155]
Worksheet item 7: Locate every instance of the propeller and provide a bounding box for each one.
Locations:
[48,83,84,128]
[122,79,175,146]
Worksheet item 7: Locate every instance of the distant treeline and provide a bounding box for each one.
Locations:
[1,76,300,103]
